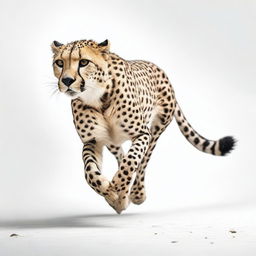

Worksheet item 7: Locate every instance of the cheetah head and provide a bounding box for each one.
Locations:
[51,39,110,99]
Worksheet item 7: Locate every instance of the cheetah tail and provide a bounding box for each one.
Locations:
[174,103,236,156]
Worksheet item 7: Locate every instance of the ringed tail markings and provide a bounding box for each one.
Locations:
[174,103,236,156]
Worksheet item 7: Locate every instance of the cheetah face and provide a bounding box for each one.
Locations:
[51,40,110,99]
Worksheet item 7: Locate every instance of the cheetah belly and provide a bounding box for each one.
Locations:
[106,117,130,146]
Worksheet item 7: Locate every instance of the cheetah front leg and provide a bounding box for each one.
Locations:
[110,132,151,214]
[82,139,118,208]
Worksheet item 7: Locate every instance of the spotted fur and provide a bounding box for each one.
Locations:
[51,39,236,213]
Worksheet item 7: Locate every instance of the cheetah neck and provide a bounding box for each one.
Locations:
[78,80,105,109]
[78,53,125,110]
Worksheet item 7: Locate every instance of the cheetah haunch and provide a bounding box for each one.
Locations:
[51,39,235,214]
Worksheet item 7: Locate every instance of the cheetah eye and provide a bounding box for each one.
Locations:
[79,59,89,67]
[55,59,64,68]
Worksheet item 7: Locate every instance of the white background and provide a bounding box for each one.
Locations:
[0,0,256,255]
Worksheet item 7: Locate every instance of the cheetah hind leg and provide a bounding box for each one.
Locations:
[130,107,174,205]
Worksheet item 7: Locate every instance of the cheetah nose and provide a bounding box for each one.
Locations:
[62,77,76,87]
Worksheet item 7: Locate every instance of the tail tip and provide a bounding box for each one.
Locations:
[219,136,236,156]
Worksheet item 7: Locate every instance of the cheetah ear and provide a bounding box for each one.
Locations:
[98,39,110,52]
[51,40,63,54]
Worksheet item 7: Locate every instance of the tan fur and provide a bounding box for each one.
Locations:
[51,39,235,213]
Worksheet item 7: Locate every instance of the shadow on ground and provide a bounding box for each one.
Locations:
[0,200,250,230]
[0,212,142,229]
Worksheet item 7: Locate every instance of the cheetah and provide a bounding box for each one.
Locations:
[51,39,235,214]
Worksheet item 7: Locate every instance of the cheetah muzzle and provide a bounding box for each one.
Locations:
[51,39,236,214]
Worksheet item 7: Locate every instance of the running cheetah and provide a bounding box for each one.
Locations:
[51,39,235,214]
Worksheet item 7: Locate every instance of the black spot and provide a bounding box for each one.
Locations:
[183,126,189,132]
[194,137,200,145]
[160,117,165,124]
[123,170,129,175]
[155,125,160,132]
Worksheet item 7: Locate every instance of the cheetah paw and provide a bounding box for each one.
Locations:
[105,192,131,214]
[130,192,146,205]
[104,183,119,210]
[112,196,131,214]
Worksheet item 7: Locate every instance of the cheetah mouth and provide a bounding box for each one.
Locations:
[64,83,86,97]
[66,89,78,97]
